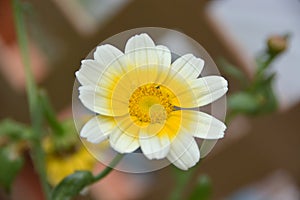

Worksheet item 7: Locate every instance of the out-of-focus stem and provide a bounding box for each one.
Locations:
[39,90,64,137]
[12,0,50,199]
[93,154,123,181]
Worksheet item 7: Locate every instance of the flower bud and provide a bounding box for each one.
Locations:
[267,35,288,55]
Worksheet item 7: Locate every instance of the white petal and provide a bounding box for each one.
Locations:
[95,86,129,116]
[156,45,171,68]
[79,86,113,116]
[125,33,155,52]
[109,130,139,154]
[179,110,226,139]
[77,44,130,90]
[109,116,140,153]
[139,125,170,160]
[193,112,226,139]
[125,33,158,67]
[94,44,128,72]
[171,54,204,79]
[175,76,228,107]
[78,85,127,116]
[76,59,103,86]
[94,45,132,90]
[80,115,114,143]
[167,132,200,170]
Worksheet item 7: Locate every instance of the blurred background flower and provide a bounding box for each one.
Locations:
[43,120,97,186]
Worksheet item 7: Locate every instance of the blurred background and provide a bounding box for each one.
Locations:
[0,0,300,199]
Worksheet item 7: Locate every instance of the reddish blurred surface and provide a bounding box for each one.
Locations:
[0,0,16,45]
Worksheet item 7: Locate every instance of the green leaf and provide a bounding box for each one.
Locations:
[51,170,95,200]
[0,145,24,192]
[218,58,248,86]
[0,119,32,141]
[228,92,261,115]
[189,175,212,200]
[251,72,278,114]
[257,78,278,114]
[261,88,277,113]
[49,119,79,153]
[39,90,64,137]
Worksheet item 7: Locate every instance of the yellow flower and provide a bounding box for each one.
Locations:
[44,137,96,186]
[45,147,96,186]
[76,33,227,170]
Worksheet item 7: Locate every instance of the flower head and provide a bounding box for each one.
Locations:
[75,33,228,170]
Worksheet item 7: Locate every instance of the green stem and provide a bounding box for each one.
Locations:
[39,90,64,137]
[169,166,197,200]
[12,0,50,199]
[250,53,277,92]
[93,154,124,181]
[255,53,276,78]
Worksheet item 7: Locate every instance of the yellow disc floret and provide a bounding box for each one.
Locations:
[128,83,175,124]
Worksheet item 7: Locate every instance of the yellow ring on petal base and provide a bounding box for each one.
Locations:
[110,65,196,117]
[109,65,197,140]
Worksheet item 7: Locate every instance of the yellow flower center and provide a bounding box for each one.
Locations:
[128,83,175,124]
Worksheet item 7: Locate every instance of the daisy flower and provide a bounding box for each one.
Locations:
[75,33,228,170]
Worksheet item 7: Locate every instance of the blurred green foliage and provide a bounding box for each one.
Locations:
[221,34,288,121]
[0,120,31,191]
[171,34,289,200]
[170,166,212,200]
[0,146,24,192]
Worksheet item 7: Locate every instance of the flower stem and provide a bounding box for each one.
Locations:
[12,0,50,199]
[255,53,276,78]
[39,90,64,137]
[169,166,197,200]
[93,154,124,182]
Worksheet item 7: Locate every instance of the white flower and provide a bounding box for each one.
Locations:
[75,33,227,170]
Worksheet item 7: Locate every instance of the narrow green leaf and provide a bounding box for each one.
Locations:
[189,175,212,200]
[0,146,24,192]
[228,92,260,115]
[39,90,64,137]
[51,170,95,200]
[218,59,248,86]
